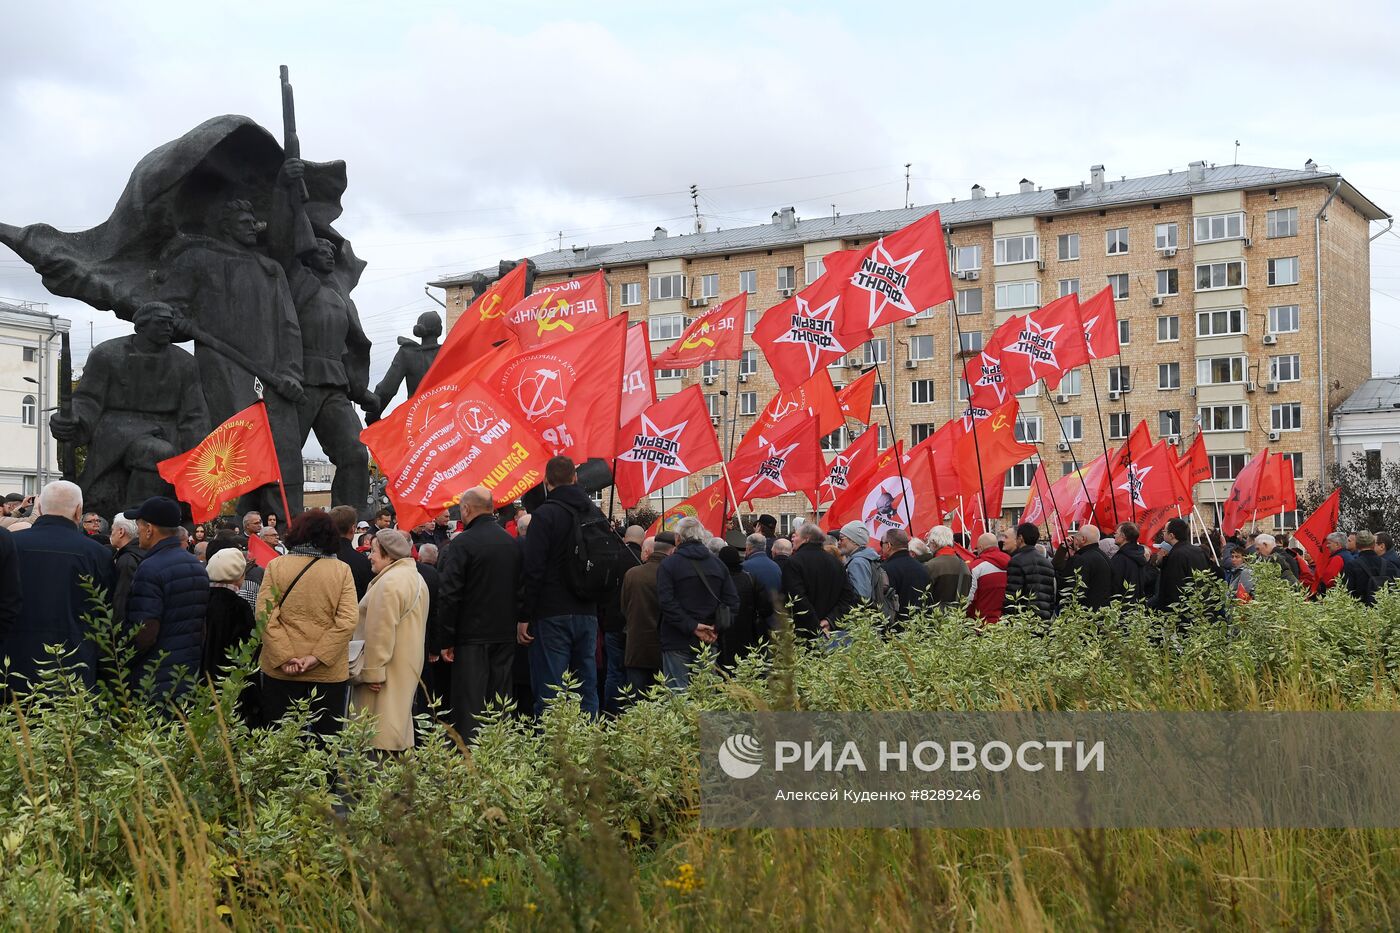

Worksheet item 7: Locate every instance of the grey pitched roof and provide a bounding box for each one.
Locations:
[430,162,1388,287]
[1336,377,1400,414]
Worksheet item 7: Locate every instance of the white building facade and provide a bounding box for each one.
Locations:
[1332,377,1400,469]
[0,299,71,496]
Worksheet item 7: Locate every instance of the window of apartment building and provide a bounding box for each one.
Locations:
[1107,273,1129,300]
[1062,461,1080,477]
[1059,278,1080,298]
[1367,449,1383,480]
[1268,304,1300,333]
[909,335,935,360]
[22,347,38,363]
[1200,404,1247,432]
[1157,315,1180,342]
[1196,307,1246,337]
[956,287,983,315]
[1267,257,1300,286]
[1060,415,1083,442]
[871,382,887,407]
[804,256,825,284]
[995,234,1038,265]
[1267,207,1298,238]
[1006,461,1039,488]
[1015,415,1042,443]
[1057,369,1082,396]
[1194,211,1245,243]
[910,423,937,444]
[739,269,757,294]
[656,368,684,380]
[1119,319,1131,344]
[1210,453,1249,479]
[822,427,850,452]
[777,266,797,292]
[876,425,892,447]
[916,305,938,319]
[740,349,758,375]
[1058,233,1079,261]
[1108,365,1131,393]
[1158,361,1181,389]
[702,360,721,379]
[1156,269,1179,296]
[954,245,982,272]
[1280,451,1303,478]
[705,393,722,418]
[1159,410,1182,437]
[1106,227,1129,255]
[909,379,935,405]
[1196,259,1245,290]
[649,273,686,301]
[959,330,984,354]
[739,391,758,416]
[1018,381,1039,399]
[20,395,36,427]
[649,313,687,342]
[659,477,689,500]
[1108,412,1131,439]
[1155,223,1179,250]
[1269,354,1301,383]
[699,273,719,299]
[958,379,971,400]
[745,308,760,334]
[1275,509,1303,530]
[620,282,641,306]
[995,280,1039,309]
[863,339,888,365]
[1272,402,1303,432]
[1197,355,1247,385]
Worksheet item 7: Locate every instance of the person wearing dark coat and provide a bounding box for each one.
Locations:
[329,505,373,600]
[781,525,857,638]
[1004,523,1057,622]
[202,547,256,680]
[717,545,772,668]
[600,526,644,715]
[0,526,20,646]
[414,551,444,708]
[656,519,739,690]
[879,528,930,623]
[1342,530,1394,606]
[436,487,524,740]
[621,532,673,696]
[108,516,145,626]
[4,482,114,693]
[1109,522,1151,601]
[123,497,210,702]
[1054,525,1113,609]
[1150,519,1212,614]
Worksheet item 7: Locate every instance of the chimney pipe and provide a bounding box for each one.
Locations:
[779,206,797,230]
[1019,178,1034,194]
[1304,158,1318,172]
[1188,160,1206,183]
[652,226,667,241]
[1090,164,1105,192]
[971,184,985,201]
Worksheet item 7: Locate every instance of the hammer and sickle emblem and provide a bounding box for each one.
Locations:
[681,321,716,350]
[478,292,504,321]
[991,414,1010,432]
[536,298,575,336]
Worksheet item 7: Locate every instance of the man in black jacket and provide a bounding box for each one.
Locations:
[520,456,606,716]
[1004,523,1056,622]
[329,505,373,600]
[781,524,856,637]
[1054,525,1112,609]
[879,528,930,624]
[437,485,522,739]
[600,525,643,714]
[108,514,146,626]
[1342,530,1394,606]
[1151,518,1211,614]
[1109,522,1151,602]
[0,526,20,647]
[657,518,739,689]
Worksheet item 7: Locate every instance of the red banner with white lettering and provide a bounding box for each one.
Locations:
[613,385,722,508]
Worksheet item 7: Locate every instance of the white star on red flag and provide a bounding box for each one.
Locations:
[772,292,848,375]
[852,239,923,329]
[1002,316,1064,381]
[738,438,801,498]
[1119,464,1152,508]
[618,412,692,490]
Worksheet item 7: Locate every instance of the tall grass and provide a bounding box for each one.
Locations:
[2,564,1400,929]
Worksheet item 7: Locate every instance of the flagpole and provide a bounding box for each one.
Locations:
[276,479,293,525]
[1193,504,1221,562]
[1035,457,1070,547]
[1083,357,1121,526]
[947,301,991,528]
[872,363,914,529]
[607,458,617,525]
[1040,382,1102,529]
[1116,373,1138,524]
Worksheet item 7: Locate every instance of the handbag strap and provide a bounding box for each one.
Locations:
[686,554,724,606]
[276,556,321,609]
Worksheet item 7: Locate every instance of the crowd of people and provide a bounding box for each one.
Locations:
[0,468,1390,751]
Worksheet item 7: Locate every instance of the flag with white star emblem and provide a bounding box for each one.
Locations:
[754,250,871,391]
[997,293,1089,393]
[727,412,825,507]
[816,425,881,505]
[613,385,722,507]
[1099,439,1192,530]
[837,210,954,330]
[653,293,747,369]
[963,315,1024,410]
[1077,286,1120,360]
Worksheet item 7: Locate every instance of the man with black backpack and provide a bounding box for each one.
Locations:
[520,456,622,716]
[657,517,738,690]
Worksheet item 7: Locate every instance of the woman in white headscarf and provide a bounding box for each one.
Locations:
[350,529,429,752]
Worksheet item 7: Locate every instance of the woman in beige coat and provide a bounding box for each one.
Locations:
[351,529,430,752]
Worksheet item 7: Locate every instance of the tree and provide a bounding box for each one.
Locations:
[1298,452,1400,533]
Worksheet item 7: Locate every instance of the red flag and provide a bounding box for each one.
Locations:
[652,293,746,369]
[384,379,554,530]
[1100,440,1192,527]
[1078,286,1120,360]
[964,315,1023,410]
[816,425,881,506]
[247,532,279,570]
[1060,451,1113,528]
[906,419,964,512]
[646,476,731,538]
[998,293,1089,393]
[900,443,947,539]
[419,261,529,394]
[727,413,825,507]
[1021,460,1071,547]
[613,386,722,508]
[746,369,845,443]
[837,367,879,425]
[1294,489,1341,573]
[953,400,1036,500]
[1221,449,1271,535]
[619,322,656,435]
[157,401,283,523]
[1254,453,1297,517]
[488,314,628,460]
[1097,420,1154,524]
[822,443,901,532]
[951,478,1006,541]
[754,251,870,391]
[1176,433,1210,488]
[502,270,610,350]
[839,211,954,331]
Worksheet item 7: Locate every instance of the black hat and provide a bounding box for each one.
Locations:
[3,493,23,503]
[757,514,777,528]
[123,496,182,528]
[655,531,678,547]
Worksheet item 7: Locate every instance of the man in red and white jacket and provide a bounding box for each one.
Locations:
[967,533,1011,624]
[1316,532,1347,596]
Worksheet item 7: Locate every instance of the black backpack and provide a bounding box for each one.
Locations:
[554,500,626,600]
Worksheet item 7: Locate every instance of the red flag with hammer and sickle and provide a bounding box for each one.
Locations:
[652,293,747,369]
[502,269,610,350]
[420,260,529,392]
[158,401,283,522]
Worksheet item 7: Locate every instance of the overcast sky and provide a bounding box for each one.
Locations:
[4,0,1399,458]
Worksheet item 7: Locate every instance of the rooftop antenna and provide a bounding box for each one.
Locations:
[904,163,912,209]
[557,230,563,250]
[832,204,838,221]
[690,184,701,232]
[1234,140,1240,165]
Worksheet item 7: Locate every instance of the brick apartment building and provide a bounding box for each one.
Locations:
[432,160,1388,533]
